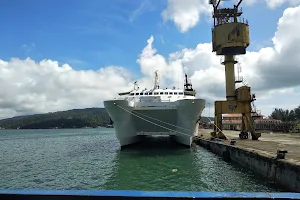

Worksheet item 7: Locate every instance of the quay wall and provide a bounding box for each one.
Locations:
[196,138,300,192]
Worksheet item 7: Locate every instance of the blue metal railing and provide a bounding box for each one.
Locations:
[0,190,300,199]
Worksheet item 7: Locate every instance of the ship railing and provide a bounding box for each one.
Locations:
[161,99,171,102]
[212,16,249,29]
[139,99,171,103]
[137,131,176,136]
[134,104,176,108]
[115,97,125,100]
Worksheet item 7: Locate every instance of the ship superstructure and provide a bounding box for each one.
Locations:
[104,71,205,147]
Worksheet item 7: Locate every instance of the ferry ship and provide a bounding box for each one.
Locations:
[104,71,206,147]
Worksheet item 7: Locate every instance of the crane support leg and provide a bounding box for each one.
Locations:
[211,100,261,140]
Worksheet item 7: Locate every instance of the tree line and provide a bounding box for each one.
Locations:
[0,108,111,129]
[269,105,300,122]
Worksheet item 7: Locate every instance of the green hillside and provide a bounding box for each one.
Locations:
[0,107,213,129]
[0,108,110,129]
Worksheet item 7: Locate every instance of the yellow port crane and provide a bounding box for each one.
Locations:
[208,0,261,140]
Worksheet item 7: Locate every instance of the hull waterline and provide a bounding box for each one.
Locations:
[104,99,205,148]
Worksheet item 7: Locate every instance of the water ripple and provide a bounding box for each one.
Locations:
[0,129,282,192]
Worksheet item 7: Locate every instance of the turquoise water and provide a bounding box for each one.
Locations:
[0,128,281,192]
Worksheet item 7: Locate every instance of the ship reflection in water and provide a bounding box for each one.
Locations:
[103,136,281,192]
[103,136,197,191]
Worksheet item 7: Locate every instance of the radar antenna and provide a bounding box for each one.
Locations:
[181,63,196,96]
[133,81,139,91]
[184,73,193,91]
[153,70,159,90]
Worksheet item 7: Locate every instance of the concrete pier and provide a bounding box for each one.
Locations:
[195,129,300,192]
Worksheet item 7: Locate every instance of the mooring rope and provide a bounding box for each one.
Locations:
[131,110,194,132]
[204,116,231,142]
[116,104,193,137]
[115,103,231,142]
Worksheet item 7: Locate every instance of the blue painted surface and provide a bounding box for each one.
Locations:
[0,190,300,199]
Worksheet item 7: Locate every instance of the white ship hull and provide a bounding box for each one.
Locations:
[104,98,205,148]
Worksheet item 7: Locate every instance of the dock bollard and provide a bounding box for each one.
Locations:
[276,150,288,159]
[230,140,236,145]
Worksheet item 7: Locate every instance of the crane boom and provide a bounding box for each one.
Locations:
[216,0,221,8]
[235,0,243,8]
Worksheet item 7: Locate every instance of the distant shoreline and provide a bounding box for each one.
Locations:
[0,126,115,130]
[0,107,211,130]
[0,108,112,130]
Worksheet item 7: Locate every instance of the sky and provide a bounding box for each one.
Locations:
[0,0,300,119]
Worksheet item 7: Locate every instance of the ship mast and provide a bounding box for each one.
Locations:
[133,81,139,91]
[184,73,193,91]
[153,70,159,90]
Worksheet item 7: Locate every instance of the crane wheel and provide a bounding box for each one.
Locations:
[251,132,261,140]
[239,131,249,139]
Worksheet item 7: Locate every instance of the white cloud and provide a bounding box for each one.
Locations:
[243,0,258,6]
[265,0,300,9]
[21,42,35,55]
[237,0,300,8]
[0,58,133,119]
[162,0,300,33]
[129,0,153,22]
[235,0,300,8]
[161,0,212,33]
[1,5,300,119]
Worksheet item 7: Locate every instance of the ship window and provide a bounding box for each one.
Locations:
[179,92,184,95]
[130,93,134,96]
[165,92,168,95]
[149,92,153,95]
[174,92,177,95]
[169,92,173,95]
[160,92,163,95]
[154,92,158,95]
[135,93,139,95]
[145,93,148,95]
[140,93,143,95]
